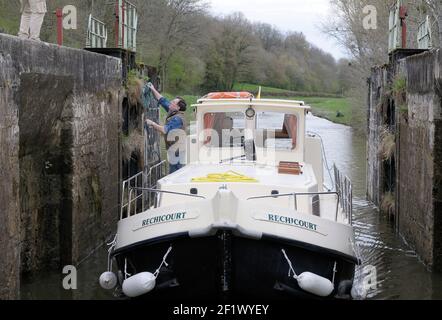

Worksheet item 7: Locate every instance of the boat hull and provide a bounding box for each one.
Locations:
[112,231,356,300]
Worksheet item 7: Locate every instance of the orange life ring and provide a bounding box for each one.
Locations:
[204,92,254,99]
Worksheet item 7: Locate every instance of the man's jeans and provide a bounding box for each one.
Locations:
[169,162,183,174]
[168,147,185,174]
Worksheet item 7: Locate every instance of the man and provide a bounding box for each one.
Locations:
[145,83,187,174]
[18,0,47,41]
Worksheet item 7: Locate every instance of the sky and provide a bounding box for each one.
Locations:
[208,0,348,61]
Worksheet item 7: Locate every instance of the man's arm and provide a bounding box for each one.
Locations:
[147,83,170,112]
[145,119,166,135]
[146,117,184,136]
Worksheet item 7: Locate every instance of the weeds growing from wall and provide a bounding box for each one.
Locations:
[127,71,144,106]
[393,76,408,117]
[380,191,395,220]
[379,126,396,161]
[376,90,391,114]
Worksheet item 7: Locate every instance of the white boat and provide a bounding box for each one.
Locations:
[101,93,358,300]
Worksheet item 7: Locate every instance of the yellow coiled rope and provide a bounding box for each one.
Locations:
[191,170,259,183]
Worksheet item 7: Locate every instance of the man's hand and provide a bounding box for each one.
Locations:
[147,82,163,101]
[145,118,166,135]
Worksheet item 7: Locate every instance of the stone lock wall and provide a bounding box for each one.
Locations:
[398,50,442,271]
[367,49,442,272]
[0,41,20,299]
[367,65,389,205]
[0,33,122,299]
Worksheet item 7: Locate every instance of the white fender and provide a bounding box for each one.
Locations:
[296,272,334,297]
[99,272,117,290]
[122,272,156,298]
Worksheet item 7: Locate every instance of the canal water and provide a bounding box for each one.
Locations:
[21,114,442,300]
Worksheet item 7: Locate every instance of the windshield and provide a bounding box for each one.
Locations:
[202,111,298,151]
[203,112,245,147]
[256,112,298,150]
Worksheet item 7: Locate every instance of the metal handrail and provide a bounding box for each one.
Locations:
[148,161,165,176]
[120,171,144,219]
[293,192,340,221]
[417,16,432,49]
[333,164,353,225]
[247,191,340,221]
[120,161,168,220]
[307,131,334,191]
[247,193,297,201]
[121,164,352,224]
[86,14,108,48]
[147,161,167,206]
[124,187,205,218]
[129,187,207,200]
[120,0,137,51]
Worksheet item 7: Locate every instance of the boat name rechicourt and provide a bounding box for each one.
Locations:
[267,214,318,231]
[142,212,187,227]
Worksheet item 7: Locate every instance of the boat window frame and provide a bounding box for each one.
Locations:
[201,110,247,149]
[255,111,299,152]
[196,104,306,164]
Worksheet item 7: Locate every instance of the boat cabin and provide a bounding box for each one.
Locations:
[188,95,311,166]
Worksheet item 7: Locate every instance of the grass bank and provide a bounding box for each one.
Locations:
[281,96,350,126]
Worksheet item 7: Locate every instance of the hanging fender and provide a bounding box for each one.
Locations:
[281,249,334,297]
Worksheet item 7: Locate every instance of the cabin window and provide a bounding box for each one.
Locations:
[203,112,245,147]
[256,112,298,150]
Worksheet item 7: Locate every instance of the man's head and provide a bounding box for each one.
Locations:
[169,97,187,113]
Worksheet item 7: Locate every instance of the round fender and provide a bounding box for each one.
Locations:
[99,272,117,290]
[122,272,156,298]
[297,272,334,297]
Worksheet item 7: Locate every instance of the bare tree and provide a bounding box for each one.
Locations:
[323,0,390,68]
[204,13,259,91]
[137,0,207,89]
[253,22,284,51]
[321,0,392,133]
[420,0,442,46]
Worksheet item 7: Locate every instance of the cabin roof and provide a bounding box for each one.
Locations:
[192,98,311,111]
